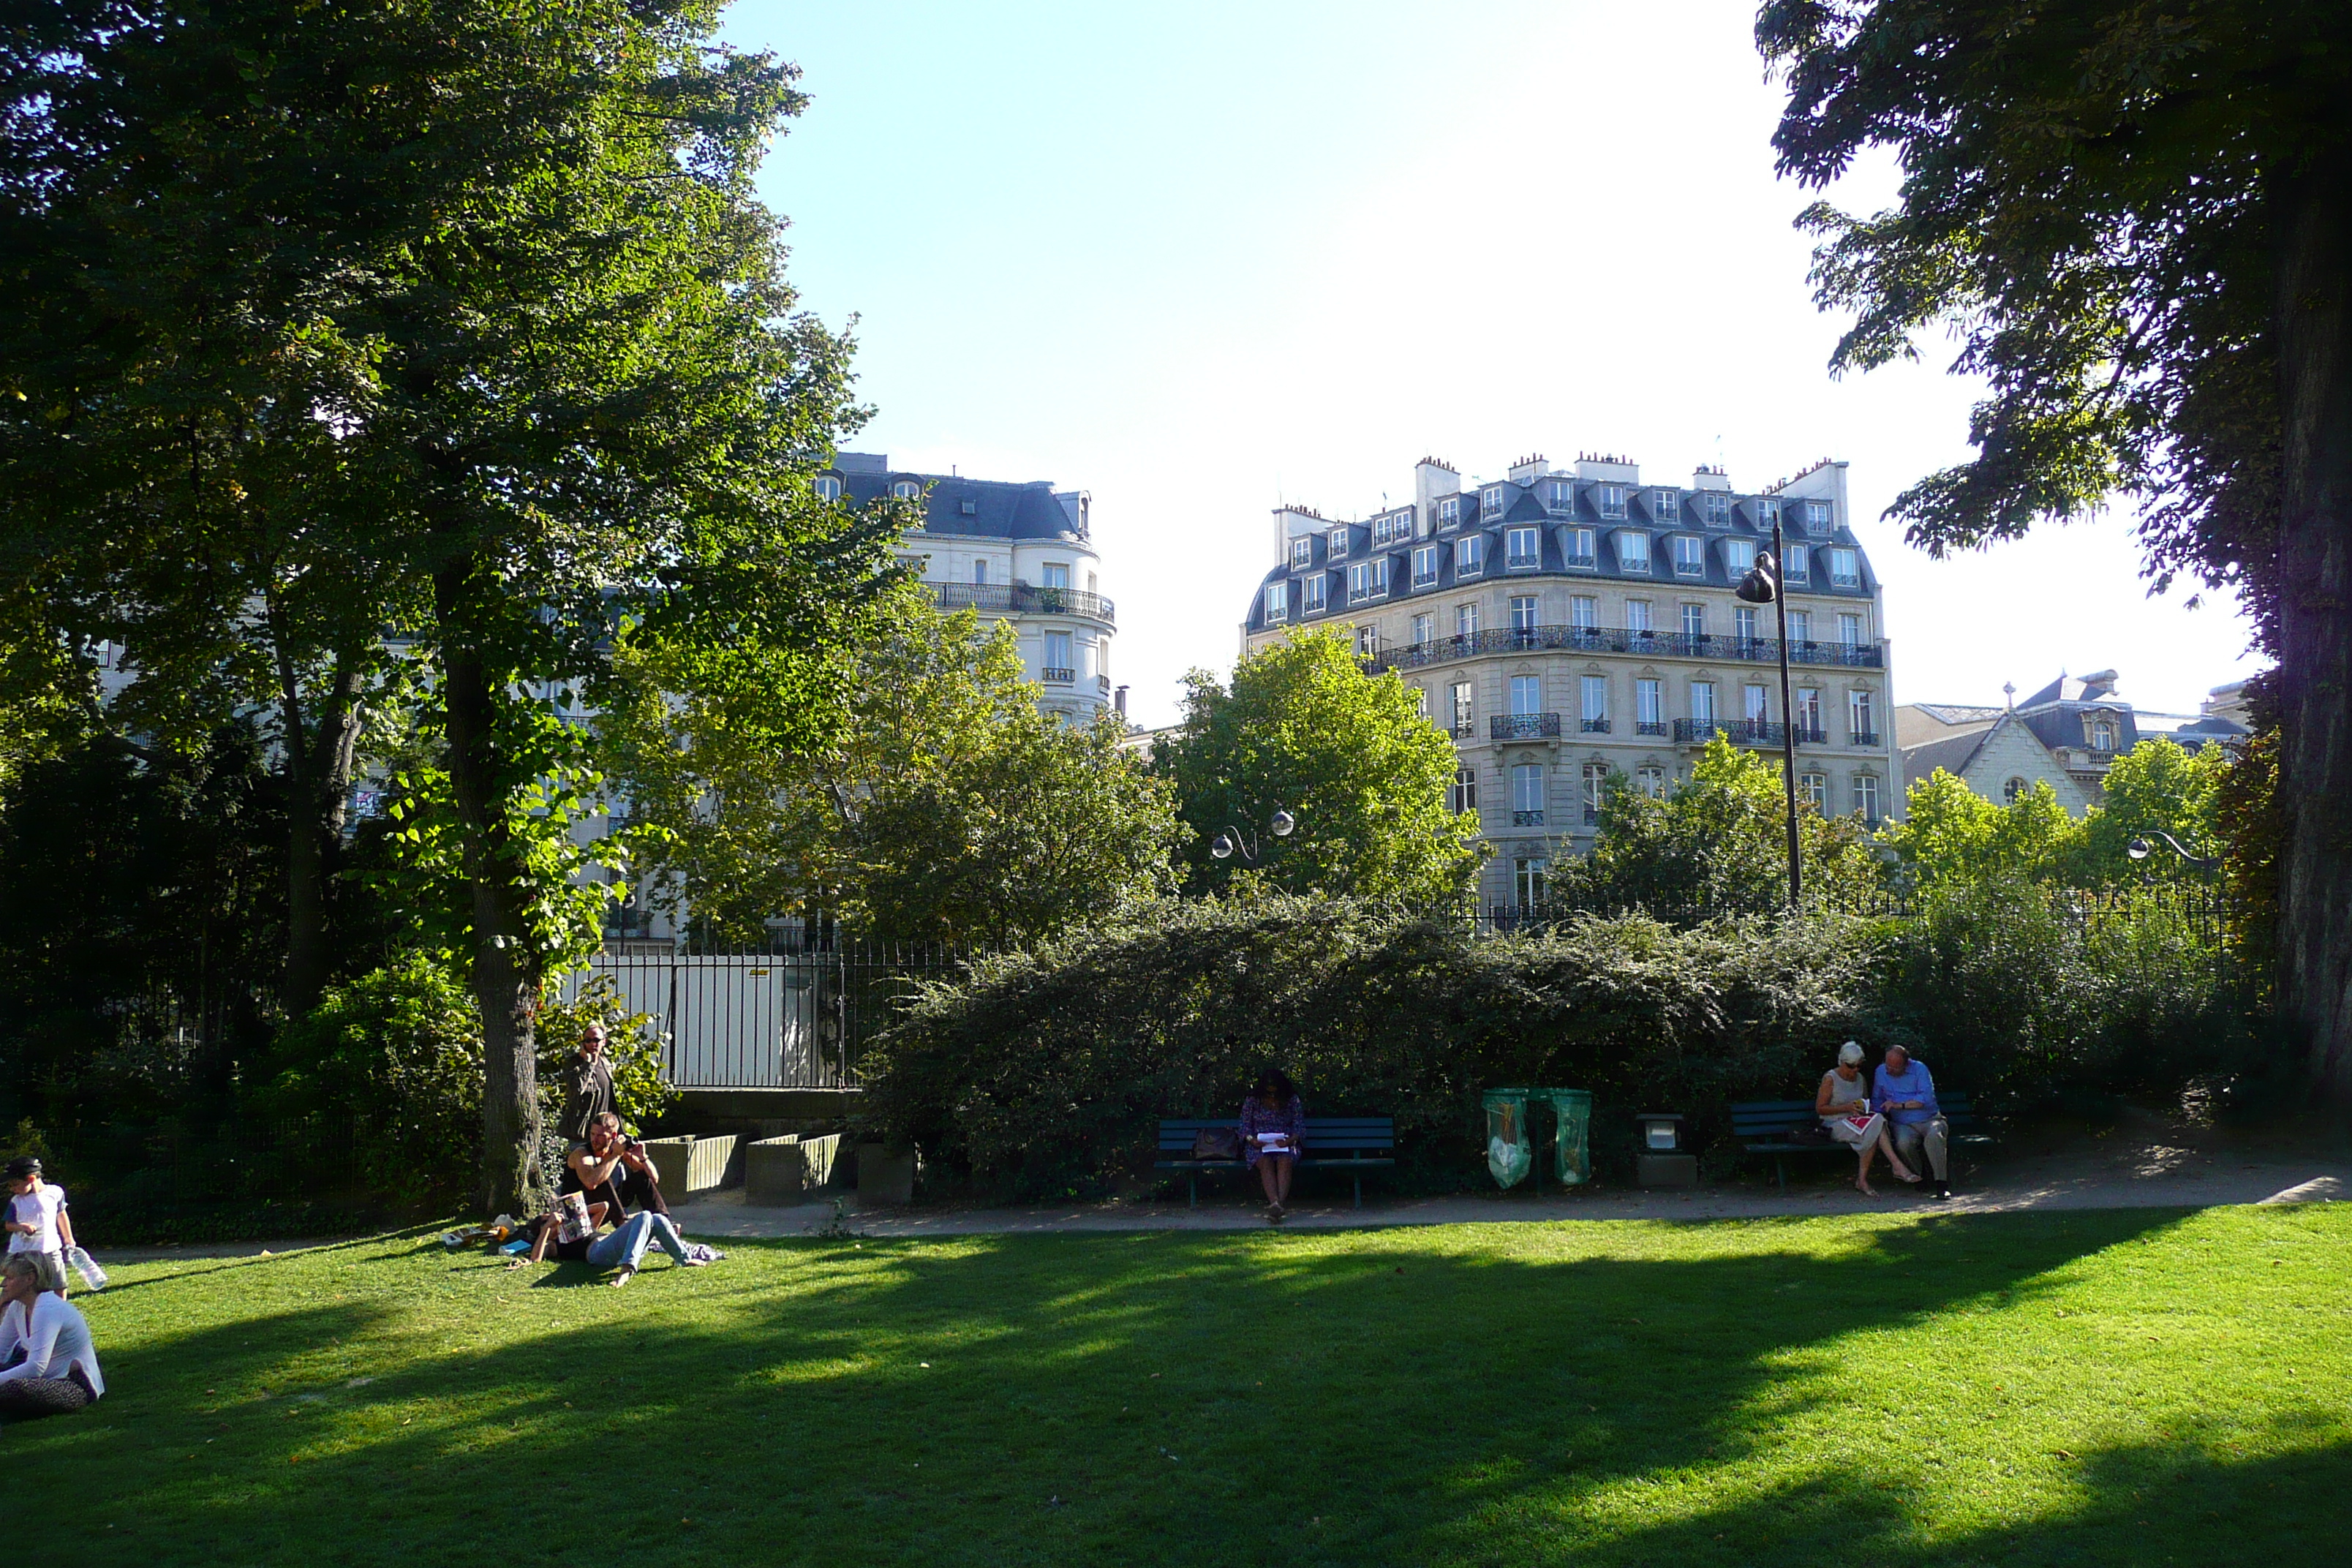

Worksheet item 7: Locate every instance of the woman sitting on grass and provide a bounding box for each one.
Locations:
[0,1253,99,1419]
[510,1113,702,1286]
[1240,1068,1306,1223]
[1817,1040,1916,1197]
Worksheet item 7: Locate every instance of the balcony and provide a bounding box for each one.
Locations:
[1852,730,1882,747]
[1041,667,1075,684]
[1674,718,1786,746]
[1490,713,1562,740]
[1793,725,1828,745]
[1366,625,1888,676]
[1450,721,1477,739]
[931,581,1118,625]
[1635,720,1667,736]
[1512,809,1545,826]
[1579,717,1611,734]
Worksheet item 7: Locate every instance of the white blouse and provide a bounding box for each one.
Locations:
[0,1294,102,1397]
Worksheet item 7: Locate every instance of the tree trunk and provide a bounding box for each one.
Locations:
[276,644,363,1017]
[434,563,550,1215]
[2272,151,2352,1096]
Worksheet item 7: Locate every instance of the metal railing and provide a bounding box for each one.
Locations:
[1512,809,1545,826]
[1490,712,1561,739]
[929,581,1117,625]
[1041,667,1076,683]
[1580,716,1611,734]
[1370,625,1885,674]
[1674,718,1786,745]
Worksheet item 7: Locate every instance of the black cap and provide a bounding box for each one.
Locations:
[4,1156,39,1180]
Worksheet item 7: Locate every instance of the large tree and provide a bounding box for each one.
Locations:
[1757,1,2352,1088]
[1154,630,1482,903]
[3,1,895,1209]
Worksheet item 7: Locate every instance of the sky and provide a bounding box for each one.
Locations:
[725,0,2269,730]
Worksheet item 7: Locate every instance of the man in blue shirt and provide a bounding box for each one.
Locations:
[1873,1045,1950,1199]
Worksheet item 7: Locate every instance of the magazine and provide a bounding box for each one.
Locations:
[555,1191,594,1245]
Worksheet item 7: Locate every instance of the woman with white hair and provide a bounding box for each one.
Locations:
[1816,1041,1917,1196]
[0,1253,99,1418]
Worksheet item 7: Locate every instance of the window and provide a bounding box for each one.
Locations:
[1354,625,1379,658]
[1854,773,1881,824]
[2005,776,2028,804]
[1439,496,1462,528]
[2091,718,2117,751]
[1546,479,1576,512]
[1673,535,1705,577]
[1735,606,1759,643]
[1849,689,1877,741]
[1795,687,1821,736]
[1787,610,1811,644]
[1597,484,1628,519]
[1509,595,1538,631]
[1373,511,1409,547]
[1784,547,1809,584]
[1725,538,1757,576]
[1757,497,1780,530]
[1828,547,1860,587]
[1636,678,1663,733]
[1302,573,1327,612]
[1654,490,1679,524]
[1567,527,1597,568]
[974,559,989,584]
[815,475,843,502]
[1451,765,1479,813]
[1264,582,1289,622]
[1044,631,1074,678]
[1681,603,1705,638]
[1581,762,1609,825]
[1289,538,1313,570]
[1413,544,1441,587]
[1745,682,1771,723]
[1691,681,1716,727]
[1625,599,1653,633]
[1506,526,1542,569]
[1618,531,1652,573]
[892,478,921,500]
[1481,485,1504,518]
[1042,562,1071,589]
[1806,500,1832,532]
[1570,595,1597,629]
[1455,535,1485,577]
[1327,527,1349,560]
[1450,682,1474,734]
[1513,857,1549,907]
[1455,603,1480,638]
[1636,765,1667,799]
[1513,763,1547,826]
[1703,492,1730,525]
[1411,685,1428,717]
[1802,772,1827,809]
[1580,676,1609,730]
[1412,612,1435,645]
[1511,675,1542,716]
[1348,559,1390,600]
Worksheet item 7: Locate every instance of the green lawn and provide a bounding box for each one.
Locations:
[48,1205,2352,1566]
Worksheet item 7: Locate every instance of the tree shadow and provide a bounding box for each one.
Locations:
[41,1207,2352,1566]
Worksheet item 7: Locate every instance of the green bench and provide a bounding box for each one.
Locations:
[1732,1092,1988,1189]
[1154,1117,1396,1208]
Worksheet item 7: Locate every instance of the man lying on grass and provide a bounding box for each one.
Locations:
[509,1113,705,1287]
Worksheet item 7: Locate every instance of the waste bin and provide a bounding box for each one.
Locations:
[1547,1089,1593,1186]
[1483,1087,1534,1189]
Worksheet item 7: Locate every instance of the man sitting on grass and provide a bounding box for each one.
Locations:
[1874,1044,1953,1199]
[511,1113,702,1286]
[0,1253,100,1418]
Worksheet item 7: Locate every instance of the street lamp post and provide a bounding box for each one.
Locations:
[1209,806,1297,867]
[1735,516,1803,909]
[2127,831,2221,878]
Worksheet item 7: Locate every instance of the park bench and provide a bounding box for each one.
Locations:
[1733,1092,1989,1190]
[1154,1117,1396,1208]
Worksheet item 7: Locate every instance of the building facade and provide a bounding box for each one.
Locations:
[1240,452,1898,911]
[824,451,1118,721]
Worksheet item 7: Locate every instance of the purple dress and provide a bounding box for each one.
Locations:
[1238,1093,1306,1167]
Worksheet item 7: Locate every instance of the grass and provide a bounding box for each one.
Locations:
[45,1203,2352,1566]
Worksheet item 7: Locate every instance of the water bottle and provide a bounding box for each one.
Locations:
[64,1246,105,1292]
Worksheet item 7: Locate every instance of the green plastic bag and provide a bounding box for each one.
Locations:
[1483,1088,1534,1188]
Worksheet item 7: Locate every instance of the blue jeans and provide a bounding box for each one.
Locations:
[585,1212,688,1273]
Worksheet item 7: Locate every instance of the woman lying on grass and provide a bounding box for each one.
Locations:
[509,1113,704,1286]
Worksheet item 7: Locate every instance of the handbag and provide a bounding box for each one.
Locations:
[1787,1120,1833,1145]
[1190,1127,1241,1161]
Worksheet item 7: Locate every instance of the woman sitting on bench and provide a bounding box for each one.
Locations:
[1240,1068,1305,1222]
[1817,1041,1917,1196]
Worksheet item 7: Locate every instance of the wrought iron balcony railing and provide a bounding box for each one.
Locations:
[930,581,1117,625]
[1512,809,1545,826]
[1489,713,1561,740]
[1673,718,1787,746]
[1367,625,1885,675]
[1851,730,1882,747]
[1041,666,1075,683]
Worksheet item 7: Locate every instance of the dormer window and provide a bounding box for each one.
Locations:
[1725,538,1757,575]
[1303,574,1329,613]
[1828,546,1860,588]
[1289,538,1312,570]
[1566,527,1597,569]
[815,475,843,502]
[1806,500,1833,532]
[1455,534,1485,578]
[1597,484,1627,520]
[1654,490,1679,524]
[958,497,979,516]
[1412,544,1441,587]
[892,479,921,500]
[1703,492,1730,525]
[1784,547,1810,584]
[1617,531,1652,573]
[1546,479,1576,513]
[1327,527,1350,560]
[1672,535,1705,577]
[2090,717,2117,751]
[1439,496,1462,529]
[1371,510,1409,547]
[1505,526,1541,570]
[1481,486,1504,518]
[1757,497,1781,530]
[1264,582,1289,622]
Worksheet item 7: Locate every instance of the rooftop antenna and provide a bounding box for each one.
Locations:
[2002,681,2016,710]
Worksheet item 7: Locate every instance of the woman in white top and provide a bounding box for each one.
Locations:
[1817,1041,1918,1196]
[0,1252,101,1418]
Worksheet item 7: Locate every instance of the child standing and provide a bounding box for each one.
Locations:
[4,1157,73,1297]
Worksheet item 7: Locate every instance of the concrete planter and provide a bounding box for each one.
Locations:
[797,1133,845,1189]
[856,1142,915,1205]
[685,1134,737,1192]
[745,1137,805,1207]
[639,1137,695,1199]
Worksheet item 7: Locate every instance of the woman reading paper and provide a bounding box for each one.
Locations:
[1240,1068,1306,1222]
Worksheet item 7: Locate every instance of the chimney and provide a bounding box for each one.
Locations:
[1114,685,1128,717]
[1414,456,1459,535]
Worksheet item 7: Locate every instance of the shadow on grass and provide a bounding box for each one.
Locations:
[48,1208,2352,1566]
